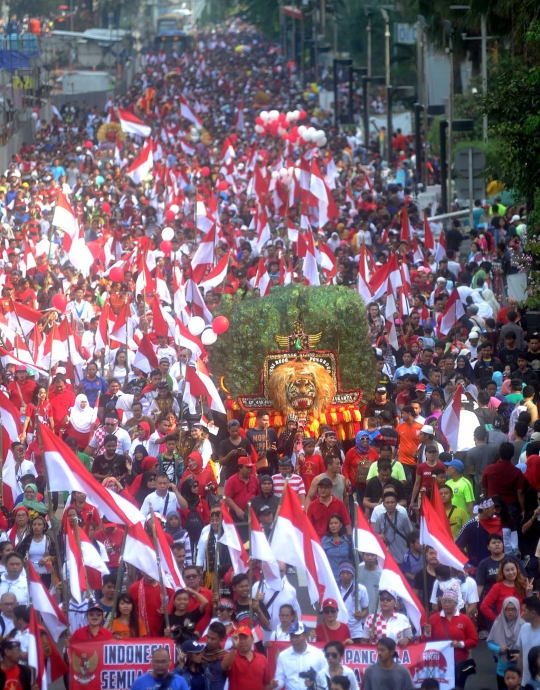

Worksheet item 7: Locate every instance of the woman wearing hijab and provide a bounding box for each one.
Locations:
[455,354,476,383]
[15,483,49,520]
[482,287,500,316]
[66,394,98,449]
[179,476,210,551]
[179,452,216,500]
[134,472,157,507]
[128,422,151,457]
[487,597,524,688]
[127,456,159,498]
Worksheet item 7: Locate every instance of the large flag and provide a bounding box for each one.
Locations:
[198,254,230,292]
[370,254,402,301]
[253,257,271,296]
[27,606,47,690]
[302,229,321,286]
[27,560,68,642]
[153,512,186,589]
[40,425,144,526]
[126,141,154,184]
[249,505,282,589]
[430,483,453,540]
[180,95,203,127]
[379,550,426,633]
[65,521,90,603]
[191,224,217,284]
[0,392,23,510]
[6,300,42,337]
[219,503,249,575]
[435,230,447,262]
[439,384,462,452]
[132,333,160,374]
[309,158,339,227]
[438,288,465,336]
[420,492,468,570]
[184,358,226,415]
[353,504,386,566]
[123,523,161,582]
[118,107,152,137]
[271,484,348,621]
[53,190,79,252]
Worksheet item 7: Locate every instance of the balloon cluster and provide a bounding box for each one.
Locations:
[187,315,230,346]
[270,167,300,184]
[253,110,326,147]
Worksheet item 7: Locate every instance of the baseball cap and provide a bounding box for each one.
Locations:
[420,425,434,434]
[318,477,333,487]
[227,419,240,428]
[415,384,427,392]
[15,364,26,371]
[289,621,307,635]
[236,625,253,636]
[444,459,464,472]
[460,394,469,403]
[237,457,254,467]
[426,444,438,452]
[278,456,293,466]
[257,505,273,515]
[181,640,206,654]
[87,603,104,613]
[322,598,338,610]
[376,386,387,393]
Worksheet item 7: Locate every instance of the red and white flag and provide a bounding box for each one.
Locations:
[28,605,47,690]
[255,209,272,253]
[438,288,465,336]
[153,512,186,589]
[65,522,90,603]
[184,358,226,415]
[53,190,79,252]
[430,483,453,541]
[435,230,447,263]
[309,158,339,228]
[271,484,347,621]
[185,279,214,324]
[180,95,203,127]
[370,254,403,301]
[232,102,245,131]
[357,242,373,304]
[198,254,230,291]
[0,392,23,511]
[40,425,144,526]
[423,210,435,251]
[123,523,161,582]
[118,107,151,138]
[175,317,206,360]
[126,141,154,185]
[249,505,282,589]
[27,560,68,642]
[379,550,426,633]
[219,503,250,575]
[353,504,386,566]
[302,230,320,286]
[439,384,463,452]
[400,205,412,246]
[6,300,42,337]
[385,291,400,350]
[191,224,217,284]
[132,333,160,374]
[319,241,337,284]
[253,257,271,296]
[420,492,468,570]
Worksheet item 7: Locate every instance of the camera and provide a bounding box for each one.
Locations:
[169,621,199,644]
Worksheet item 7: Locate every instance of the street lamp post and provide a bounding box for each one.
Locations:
[444,20,454,210]
[364,7,373,148]
[380,8,391,163]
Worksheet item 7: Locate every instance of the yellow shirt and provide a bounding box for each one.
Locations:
[446,504,470,540]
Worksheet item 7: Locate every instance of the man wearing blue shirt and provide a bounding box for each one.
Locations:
[130,648,188,690]
[393,351,422,380]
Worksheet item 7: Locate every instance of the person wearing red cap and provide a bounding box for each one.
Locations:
[8,365,36,415]
[221,626,269,690]
[315,598,353,645]
[67,604,114,645]
[224,456,260,539]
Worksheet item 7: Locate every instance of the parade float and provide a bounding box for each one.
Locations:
[209,284,377,439]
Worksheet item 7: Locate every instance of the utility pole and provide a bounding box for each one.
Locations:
[444,20,454,210]
[364,7,372,148]
[481,14,488,142]
[381,8,391,163]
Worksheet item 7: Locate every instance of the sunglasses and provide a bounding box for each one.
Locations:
[379,597,394,603]
[323,608,337,614]
[325,652,339,659]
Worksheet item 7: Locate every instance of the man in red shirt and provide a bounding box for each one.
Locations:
[221,626,269,690]
[224,457,260,539]
[8,365,36,412]
[68,604,114,644]
[481,441,525,522]
[48,374,76,434]
[306,478,352,538]
[0,638,31,690]
[184,564,213,635]
[128,575,165,637]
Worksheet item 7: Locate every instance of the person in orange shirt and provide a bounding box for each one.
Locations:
[112,593,147,639]
[343,431,379,505]
[396,405,422,499]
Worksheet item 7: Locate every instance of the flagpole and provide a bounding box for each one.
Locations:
[107,526,129,630]
[0,418,4,511]
[148,503,170,631]
[212,516,223,615]
[36,418,68,617]
[248,500,253,627]
[73,519,93,601]
[353,501,360,612]
[420,494,431,616]
[65,317,79,387]
[9,297,31,351]
[45,320,56,398]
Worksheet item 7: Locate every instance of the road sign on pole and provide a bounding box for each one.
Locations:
[453,146,486,177]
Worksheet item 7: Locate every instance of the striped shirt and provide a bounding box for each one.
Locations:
[271,473,306,497]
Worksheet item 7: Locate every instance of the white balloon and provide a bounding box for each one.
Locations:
[255,124,265,134]
[279,167,288,177]
[271,170,279,180]
[260,111,269,121]
[293,110,300,120]
[303,130,313,142]
[161,227,175,241]
[318,136,328,147]
[298,125,307,137]
[287,166,295,176]
[307,127,317,140]
[277,126,286,136]
[188,317,205,336]
[285,112,294,121]
[169,204,180,214]
[201,328,218,345]
[269,109,279,121]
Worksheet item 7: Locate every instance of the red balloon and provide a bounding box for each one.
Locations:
[217,180,228,191]
[299,110,307,120]
[101,201,111,214]
[109,267,125,283]
[201,166,210,177]
[282,133,289,141]
[278,112,287,123]
[52,294,68,313]
[161,241,172,253]
[255,117,263,125]
[165,209,176,222]
[212,316,230,334]
[84,140,93,149]
[229,134,238,143]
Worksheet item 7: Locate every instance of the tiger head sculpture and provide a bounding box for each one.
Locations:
[267,358,335,418]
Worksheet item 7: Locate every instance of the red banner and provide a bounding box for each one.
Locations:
[267,641,455,688]
[69,638,175,690]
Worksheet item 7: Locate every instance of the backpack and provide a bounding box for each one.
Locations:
[354,453,372,485]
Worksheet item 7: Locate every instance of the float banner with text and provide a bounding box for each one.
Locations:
[267,640,455,688]
[69,638,175,690]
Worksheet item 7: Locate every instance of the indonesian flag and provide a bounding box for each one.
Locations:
[27,560,68,642]
[22,241,37,275]
[174,267,191,326]
[232,101,245,131]
[53,190,79,252]
[118,107,152,138]
[302,229,320,286]
[379,550,426,632]
[309,158,339,227]
[191,224,217,284]
[153,511,186,589]
[420,491,468,570]
[438,288,465,336]
[114,135,125,169]
[6,299,42,337]
[198,253,230,292]
[126,141,154,185]
[184,358,226,415]
[423,209,435,251]
[385,291,400,351]
[123,523,161,582]
[325,153,339,190]
[219,503,250,575]
[109,305,135,348]
[180,94,203,127]
[94,301,112,355]
[357,242,373,304]
[40,425,145,526]
[253,257,271,296]
[0,392,23,510]
[65,522,90,602]
[185,279,214,324]
[28,606,47,690]
[400,204,413,246]
[0,346,47,379]
[255,209,272,253]
[175,317,206,360]
[430,483,453,540]
[287,219,299,243]
[249,505,282,589]
[353,504,386,566]
[319,241,337,283]
[435,229,447,262]
[271,483,348,621]
[179,137,197,156]
[151,293,175,340]
[132,333,160,373]
[370,254,403,301]
[439,384,463,452]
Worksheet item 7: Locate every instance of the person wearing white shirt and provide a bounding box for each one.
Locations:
[316,641,359,690]
[0,592,16,637]
[140,474,184,518]
[251,562,300,642]
[370,502,407,528]
[11,606,30,657]
[273,622,326,690]
[0,554,28,606]
[337,561,369,642]
[68,288,95,323]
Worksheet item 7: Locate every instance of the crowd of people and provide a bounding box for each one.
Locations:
[0,15,537,690]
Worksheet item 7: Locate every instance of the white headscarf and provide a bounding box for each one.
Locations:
[69,394,97,433]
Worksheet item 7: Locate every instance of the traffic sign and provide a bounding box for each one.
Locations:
[453,146,486,177]
[455,178,486,200]
[395,23,418,45]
